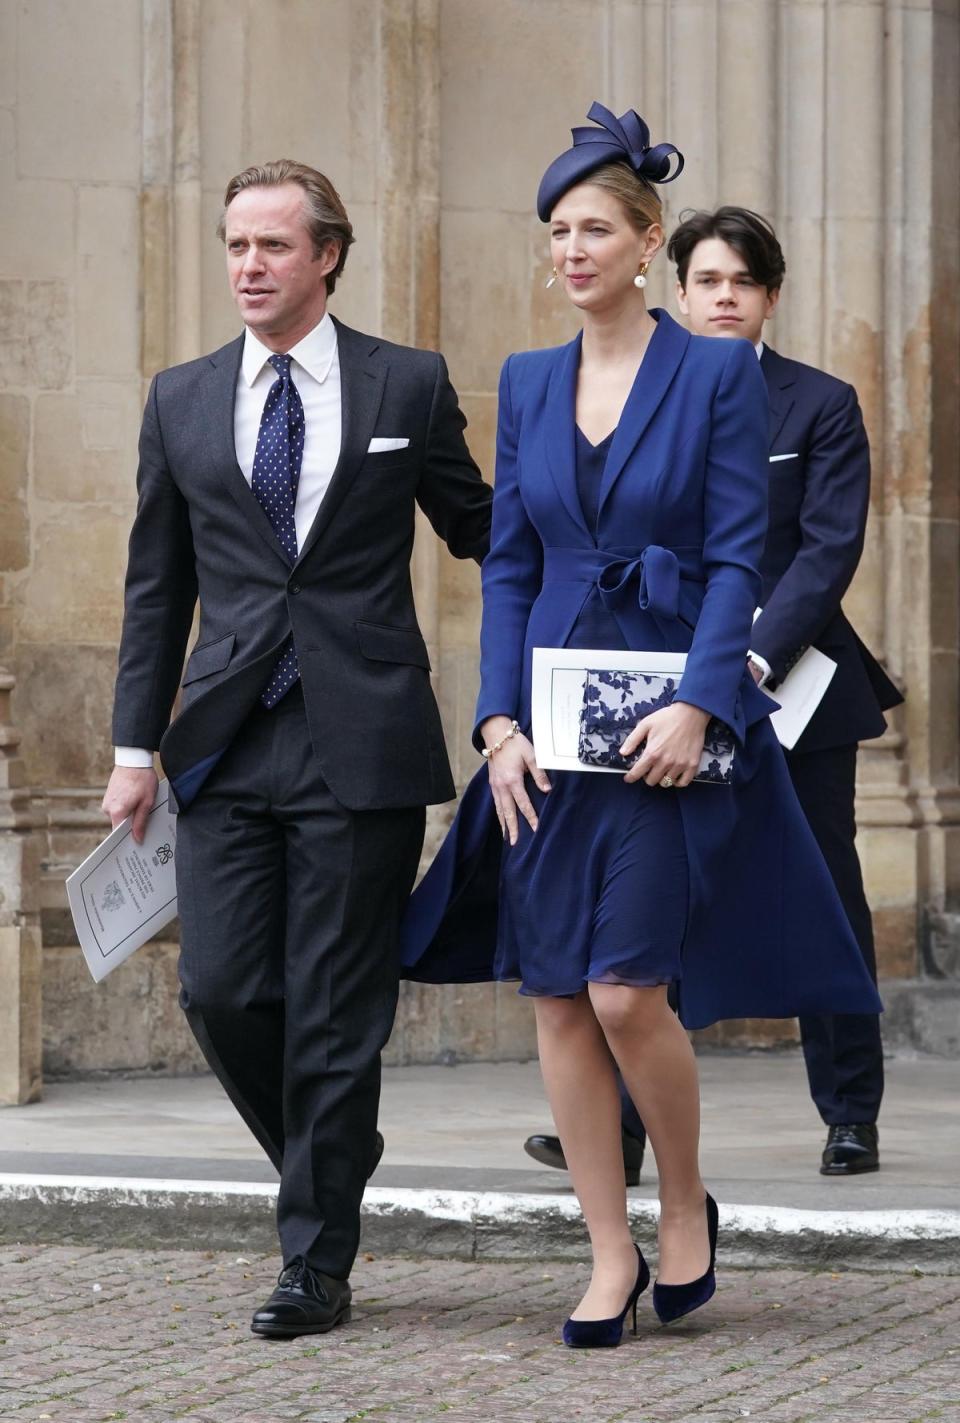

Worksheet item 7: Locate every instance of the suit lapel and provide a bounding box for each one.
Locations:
[543,332,589,534]
[597,309,690,517]
[761,344,796,449]
[295,318,387,565]
[204,335,289,564]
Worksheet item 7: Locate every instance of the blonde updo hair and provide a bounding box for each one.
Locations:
[581,162,663,234]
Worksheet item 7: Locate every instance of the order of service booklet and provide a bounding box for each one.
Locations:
[65,780,179,983]
[531,642,837,772]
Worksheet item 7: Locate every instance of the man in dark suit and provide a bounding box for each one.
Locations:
[102,160,491,1336]
[523,206,900,1182]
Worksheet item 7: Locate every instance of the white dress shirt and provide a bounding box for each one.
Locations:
[115,315,342,768]
[234,313,341,551]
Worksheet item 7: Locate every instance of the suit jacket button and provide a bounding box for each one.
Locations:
[289,582,302,595]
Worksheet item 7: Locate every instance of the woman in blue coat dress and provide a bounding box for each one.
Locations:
[401,105,882,1347]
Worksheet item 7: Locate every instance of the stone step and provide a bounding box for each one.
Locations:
[880,978,960,1056]
[1,1174,958,1274]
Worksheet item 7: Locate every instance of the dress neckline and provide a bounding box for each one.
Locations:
[575,425,616,451]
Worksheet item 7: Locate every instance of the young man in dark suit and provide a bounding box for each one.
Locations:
[523,206,901,1181]
[102,161,491,1335]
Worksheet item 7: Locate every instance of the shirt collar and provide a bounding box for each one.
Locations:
[241,311,338,388]
[755,339,764,359]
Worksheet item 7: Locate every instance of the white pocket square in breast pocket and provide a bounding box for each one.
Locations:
[367,437,410,453]
[769,452,799,462]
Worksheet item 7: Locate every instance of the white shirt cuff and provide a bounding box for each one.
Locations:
[114,746,155,768]
[747,651,773,687]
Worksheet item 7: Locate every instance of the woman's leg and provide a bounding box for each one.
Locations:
[533,992,639,1319]
[588,982,710,1285]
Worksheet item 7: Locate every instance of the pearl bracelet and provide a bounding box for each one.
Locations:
[481,720,520,758]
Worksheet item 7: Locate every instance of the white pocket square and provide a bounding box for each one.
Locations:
[367,437,410,453]
[769,452,799,462]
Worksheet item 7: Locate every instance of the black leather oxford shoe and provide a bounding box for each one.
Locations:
[251,1259,352,1338]
[523,1128,645,1187]
[820,1123,880,1175]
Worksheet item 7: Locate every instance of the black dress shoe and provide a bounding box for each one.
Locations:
[251,1259,352,1338]
[369,1130,385,1179]
[523,1129,644,1187]
[820,1123,880,1175]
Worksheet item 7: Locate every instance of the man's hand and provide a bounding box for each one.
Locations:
[747,658,765,686]
[101,766,159,844]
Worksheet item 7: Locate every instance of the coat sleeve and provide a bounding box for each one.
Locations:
[472,356,544,746]
[110,374,199,750]
[415,352,492,564]
[750,381,869,682]
[675,340,767,738]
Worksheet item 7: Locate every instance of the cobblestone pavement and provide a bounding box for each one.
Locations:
[1,1246,958,1423]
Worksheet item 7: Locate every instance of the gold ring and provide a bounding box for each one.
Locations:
[660,775,675,789]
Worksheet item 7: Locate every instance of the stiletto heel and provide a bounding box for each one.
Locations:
[562,1244,650,1349]
[652,1192,719,1325]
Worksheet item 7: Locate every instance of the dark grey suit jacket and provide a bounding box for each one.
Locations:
[112,318,492,810]
[751,344,902,755]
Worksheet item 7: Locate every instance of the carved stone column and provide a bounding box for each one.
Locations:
[379,0,443,667]
[0,668,42,1105]
[378,0,446,799]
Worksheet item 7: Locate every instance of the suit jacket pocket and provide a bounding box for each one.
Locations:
[182,631,236,685]
[355,620,431,670]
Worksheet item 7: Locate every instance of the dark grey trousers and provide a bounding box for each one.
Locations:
[175,684,425,1277]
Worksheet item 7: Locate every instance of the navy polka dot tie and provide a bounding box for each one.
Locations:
[252,353,305,707]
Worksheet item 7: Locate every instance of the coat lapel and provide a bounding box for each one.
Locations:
[204,335,289,564]
[760,344,796,449]
[542,332,589,534]
[597,309,690,517]
[295,318,387,565]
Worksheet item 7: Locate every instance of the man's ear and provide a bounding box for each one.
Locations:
[316,238,342,277]
[765,285,781,320]
[675,280,689,316]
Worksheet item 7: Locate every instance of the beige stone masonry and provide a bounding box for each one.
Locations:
[0,0,955,1076]
[0,669,42,1105]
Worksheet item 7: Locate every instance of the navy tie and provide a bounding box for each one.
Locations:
[251,353,305,707]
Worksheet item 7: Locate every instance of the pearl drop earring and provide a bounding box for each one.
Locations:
[634,263,649,289]
[545,267,558,289]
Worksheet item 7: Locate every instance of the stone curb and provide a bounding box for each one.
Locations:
[1,1174,958,1274]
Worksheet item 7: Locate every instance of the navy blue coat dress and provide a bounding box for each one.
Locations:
[400,310,883,1030]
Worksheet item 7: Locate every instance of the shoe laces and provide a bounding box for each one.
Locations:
[827,1123,870,1145]
[278,1259,308,1289]
[278,1258,326,1300]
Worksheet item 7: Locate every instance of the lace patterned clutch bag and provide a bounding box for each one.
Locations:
[578,668,735,785]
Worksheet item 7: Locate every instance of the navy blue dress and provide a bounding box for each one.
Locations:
[401,315,884,1033]
[494,426,688,996]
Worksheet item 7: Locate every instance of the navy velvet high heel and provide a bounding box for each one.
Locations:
[652,1192,719,1325]
[562,1244,651,1349]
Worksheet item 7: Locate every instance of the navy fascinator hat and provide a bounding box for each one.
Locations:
[537,102,684,222]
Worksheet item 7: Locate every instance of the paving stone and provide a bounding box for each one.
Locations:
[0,1248,958,1422]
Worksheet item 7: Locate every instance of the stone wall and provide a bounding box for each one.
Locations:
[0,0,957,1084]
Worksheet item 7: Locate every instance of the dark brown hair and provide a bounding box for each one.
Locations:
[668,206,785,293]
[217,159,354,295]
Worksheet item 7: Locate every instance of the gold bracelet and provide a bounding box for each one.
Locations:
[481,720,520,758]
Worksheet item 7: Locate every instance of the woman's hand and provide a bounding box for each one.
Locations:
[480,715,551,845]
[619,701,711,788]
